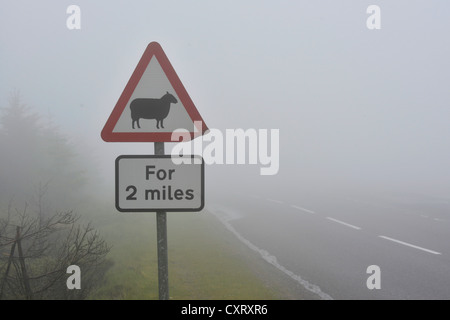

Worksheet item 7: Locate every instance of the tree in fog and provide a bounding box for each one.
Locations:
[0,200,111,300]
[0,91,88,211]
[0,92,111,299]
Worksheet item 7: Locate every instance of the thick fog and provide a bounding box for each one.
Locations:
[1,0,450,301]
[2,1,449,202]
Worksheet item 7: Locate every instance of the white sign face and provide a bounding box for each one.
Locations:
[115,155,204,212]
[111,56,195,133]
[101,42,208,143]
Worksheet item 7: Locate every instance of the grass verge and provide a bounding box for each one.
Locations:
[90,209,288,300]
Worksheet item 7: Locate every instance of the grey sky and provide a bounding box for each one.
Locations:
[1,1,449,197]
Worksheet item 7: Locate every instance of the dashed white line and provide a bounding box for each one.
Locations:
[267,198,283,204]
[254,197,444,257]
[326,217,361,230]
[290,205,315,214]
[378,236,442,255]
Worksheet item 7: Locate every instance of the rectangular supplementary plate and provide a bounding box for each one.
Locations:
[115,155,204,212]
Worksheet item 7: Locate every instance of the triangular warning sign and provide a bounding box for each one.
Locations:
[101,42,208,142]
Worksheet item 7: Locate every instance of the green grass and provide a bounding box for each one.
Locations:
[89,210,284,300]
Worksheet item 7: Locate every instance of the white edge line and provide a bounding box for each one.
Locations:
[378,236,442,255]
[326,217,361,230]
[290,205,315,214]
[209,207,333,300]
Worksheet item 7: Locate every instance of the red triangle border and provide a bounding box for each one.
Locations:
[101,42,208,142]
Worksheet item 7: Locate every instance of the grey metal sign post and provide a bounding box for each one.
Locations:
[114,149,205,301]
[102,42,208,301]
[154,141,169,300]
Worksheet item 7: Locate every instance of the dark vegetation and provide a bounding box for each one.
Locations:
[0,91,111,299]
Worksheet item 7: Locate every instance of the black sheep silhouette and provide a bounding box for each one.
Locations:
[130,92,178,129]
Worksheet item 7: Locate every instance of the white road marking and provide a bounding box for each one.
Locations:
[378,235,442,255]
[326,217,361,230]
[209,206,333,300]
[267,198,283,204]
[290,205,315,214]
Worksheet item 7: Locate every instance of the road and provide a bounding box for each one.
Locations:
[208,188,450,299]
